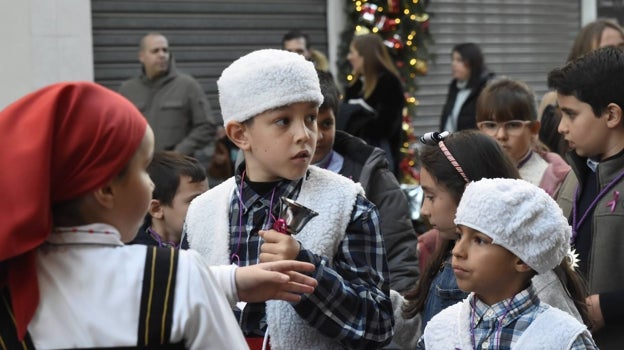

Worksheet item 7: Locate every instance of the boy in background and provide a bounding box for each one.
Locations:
[313,70,418,293]
[549,46,624,348]
[131,151,208,248]
[185,49,393,349]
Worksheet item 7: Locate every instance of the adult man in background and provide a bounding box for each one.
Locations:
[282,29,329,72]
[119,33,218,160]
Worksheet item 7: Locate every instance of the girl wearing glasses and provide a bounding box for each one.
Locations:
[476,78,571,198]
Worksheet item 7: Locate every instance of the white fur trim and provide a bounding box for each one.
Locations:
[217,49,323,126]
[423,295,586,349]
[185,166,364,349]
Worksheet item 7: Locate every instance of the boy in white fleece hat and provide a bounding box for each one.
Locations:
[183,49,393,349]
[417,178,597,350]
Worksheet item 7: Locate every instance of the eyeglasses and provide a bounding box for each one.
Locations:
[477,120,533,136]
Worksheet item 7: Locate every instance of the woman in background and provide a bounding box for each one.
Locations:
[439,42,494,132]
[344,33,405,176]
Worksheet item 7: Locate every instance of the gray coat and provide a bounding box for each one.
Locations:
[557,151,624,349]
[119,58,218,155]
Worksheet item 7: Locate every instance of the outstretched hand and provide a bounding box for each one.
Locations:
[235,260,317,303]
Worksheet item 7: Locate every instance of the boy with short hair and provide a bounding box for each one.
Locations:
[418,178,596,349]
[131,151,208,248]
[549,46,624,347]
[313,70,418,293]
[184,49,394,349]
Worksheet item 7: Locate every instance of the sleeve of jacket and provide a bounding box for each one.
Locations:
[174,77,218,155]
[367,166,419,293]
[293,195,394,348]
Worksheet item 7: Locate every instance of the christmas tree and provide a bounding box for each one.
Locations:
[338,0,433,184]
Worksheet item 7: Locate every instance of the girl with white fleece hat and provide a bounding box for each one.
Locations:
[417,178,597,349]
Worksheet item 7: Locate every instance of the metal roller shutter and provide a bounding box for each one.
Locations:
[92,0,328,120]
[412,0,580,136]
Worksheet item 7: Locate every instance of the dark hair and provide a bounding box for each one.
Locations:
[539,104,567,156]
[317,70,340,117]
[553,260,592,328]
[567,19,624,62]
[282,30,310,49]
[548,46,624,118]
[452,43,486,89]
[477,78,538,123]
[149,151,206,206]
[403,130,519,318]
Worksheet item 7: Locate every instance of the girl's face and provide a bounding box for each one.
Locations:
[420,167,458,239]
[480,118,538,164]
[347,44,364,75]
[110,127,155,242]
[452,225,525,305]
[451,51,470,82]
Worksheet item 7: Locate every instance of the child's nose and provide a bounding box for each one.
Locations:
[451,237,465,258]
[294,121,313,141]
[557,117,567,134]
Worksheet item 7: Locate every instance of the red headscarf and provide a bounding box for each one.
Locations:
[0,82,147,339]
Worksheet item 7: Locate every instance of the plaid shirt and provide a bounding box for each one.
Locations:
[417,284,597,349]
[230,166,394,348]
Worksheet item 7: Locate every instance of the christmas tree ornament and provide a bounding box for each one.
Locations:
[360,3,378,25]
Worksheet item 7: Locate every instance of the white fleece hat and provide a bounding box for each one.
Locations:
[454,178,571,274]
[217,49,323,126]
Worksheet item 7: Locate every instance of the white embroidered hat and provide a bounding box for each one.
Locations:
[217,49,323,126]
[454,178,571,274]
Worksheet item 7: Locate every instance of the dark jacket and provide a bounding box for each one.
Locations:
[344,70,405,175]
[118,58,218,155]
[334,131,418,292]
[439,70,495,131]
[556,150,624,349]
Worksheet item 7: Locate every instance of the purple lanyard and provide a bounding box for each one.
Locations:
[147,227,179,248]
[571,169,624,244]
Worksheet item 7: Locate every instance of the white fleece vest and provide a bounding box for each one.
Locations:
[423,296,588,349]
[185,166,364,350]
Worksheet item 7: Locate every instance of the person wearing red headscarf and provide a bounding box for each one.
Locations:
[0,82,316,349]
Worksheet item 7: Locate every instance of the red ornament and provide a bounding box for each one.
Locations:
[375,15,399,32]
[360,3,378,25]
[383,34,404,51]
[387,0,401,14]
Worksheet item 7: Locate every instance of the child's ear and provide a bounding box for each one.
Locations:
[605,103,623,128]
[92,183,116,209]
[513,257,533,273]
[149,199,164,220]
[225,121,251,151]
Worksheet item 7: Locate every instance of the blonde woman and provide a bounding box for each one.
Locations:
[344,33,404,175]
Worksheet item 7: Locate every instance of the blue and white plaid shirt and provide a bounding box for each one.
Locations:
[230,166,394,348]
[417,284,597,349]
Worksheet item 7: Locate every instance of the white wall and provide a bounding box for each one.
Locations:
[582,0,597,25]
[0,0,93,109]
